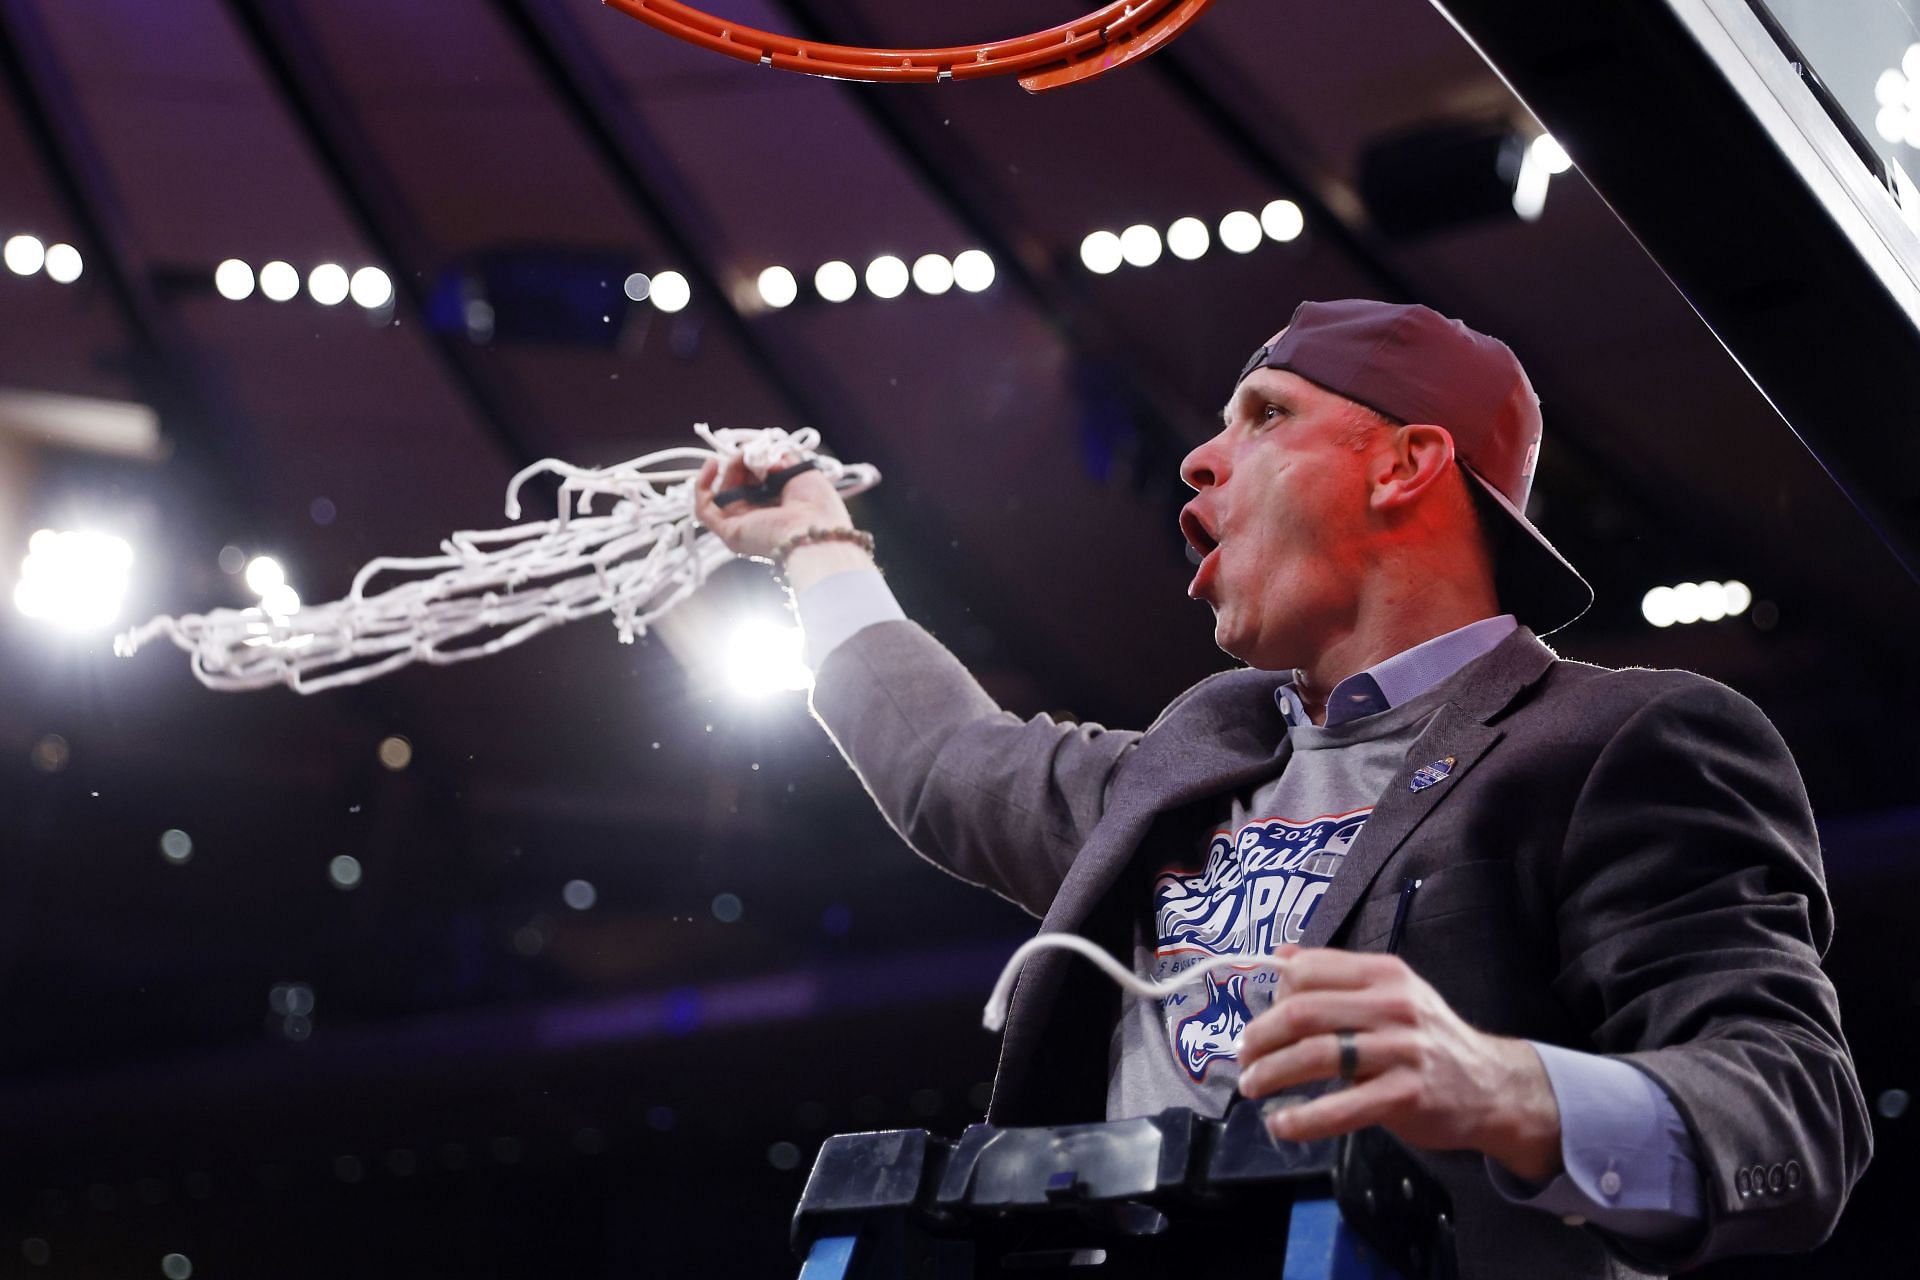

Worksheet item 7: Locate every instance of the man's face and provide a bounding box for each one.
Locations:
[1179,368,1381,669]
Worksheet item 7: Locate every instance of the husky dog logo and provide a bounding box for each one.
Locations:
[1175,970,1253,1081]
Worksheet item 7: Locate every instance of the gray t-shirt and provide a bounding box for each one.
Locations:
[1107,677,1455,1120]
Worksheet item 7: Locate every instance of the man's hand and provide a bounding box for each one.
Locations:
[694,455,870,589]
[1235,945,1564,1183]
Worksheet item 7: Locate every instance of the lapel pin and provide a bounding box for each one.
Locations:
[1409,755,1456,793]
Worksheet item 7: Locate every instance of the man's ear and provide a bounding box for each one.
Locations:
[1369,424,1457,511]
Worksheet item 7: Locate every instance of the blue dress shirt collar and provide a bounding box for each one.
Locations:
[1275,614,1519,727]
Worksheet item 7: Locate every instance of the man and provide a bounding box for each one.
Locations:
[696,300,1869,1276]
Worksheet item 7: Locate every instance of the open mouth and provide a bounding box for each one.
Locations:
[1179,506,1219,566]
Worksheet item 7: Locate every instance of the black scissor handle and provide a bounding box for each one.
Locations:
[712,459,819,507]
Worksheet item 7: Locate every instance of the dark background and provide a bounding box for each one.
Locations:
[0,1,1914,1275]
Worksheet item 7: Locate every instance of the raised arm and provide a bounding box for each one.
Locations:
[694,455,1138,916]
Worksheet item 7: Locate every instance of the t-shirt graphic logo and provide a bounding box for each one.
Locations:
[1175,970,1251,1081]
[1151,808,1370,1081]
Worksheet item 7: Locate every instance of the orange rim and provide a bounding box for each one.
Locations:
[602,0,1214,92]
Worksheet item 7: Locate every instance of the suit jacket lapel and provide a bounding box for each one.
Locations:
[1300,626,1557,948]
[1297,709,1501,948]
[1045,667,1292,929]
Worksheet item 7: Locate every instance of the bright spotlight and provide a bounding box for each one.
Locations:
[951,249,995,293]
[1218,210,1263,254]
[725,619,813,697]
[1669,581,1705,626]
[1260,199,1306,242]
[814,260,857,302]
[244,554,285,596]
[1119,224,1162,268]
[864,255,909,299]
[260,260,300,302]
[911,253,954,295]
[756,265,798,309]
[349,266,393,309]
[1644,578,1753,627]
[1079,230,1123,274]
[214,259,256,301]
[43,243,82,283]
[1878,104,1907,144]
[261,583,301,617]
[13,529,133,630]
[5,234,46,276]
[1511,151,1552,221]
[1905,41,1920,83]
[623,272,651,302]
[308,263,349,306]
[1166,216,1209,261]
[650,270,691,313]
[1530,134,1574,175]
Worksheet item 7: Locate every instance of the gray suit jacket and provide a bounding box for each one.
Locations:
[810,620,1869,1277]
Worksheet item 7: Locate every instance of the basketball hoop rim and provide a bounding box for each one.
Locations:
[602,0,1215,92]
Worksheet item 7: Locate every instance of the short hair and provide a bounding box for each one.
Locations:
[1336,400,1403,451]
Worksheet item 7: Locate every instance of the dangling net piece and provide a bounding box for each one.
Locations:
[981,932,1285,1032]
[114,425,878,694]
[603,0,1215,93]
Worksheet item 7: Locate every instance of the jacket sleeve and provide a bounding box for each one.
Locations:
[1546,676,1871,1270]
[808,619,1140,917]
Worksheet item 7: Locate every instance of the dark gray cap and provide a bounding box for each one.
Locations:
[1239,298,1592,635]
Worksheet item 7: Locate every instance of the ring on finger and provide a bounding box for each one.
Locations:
[1335,1028,1360,1082]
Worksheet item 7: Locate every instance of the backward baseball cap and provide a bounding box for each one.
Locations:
[1238,298,1593,636]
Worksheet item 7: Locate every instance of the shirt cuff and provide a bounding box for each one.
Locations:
[793,568,907,669]
[1485,1042,1705,1244]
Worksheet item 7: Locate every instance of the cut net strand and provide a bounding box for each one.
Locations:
[981,932,1286,1033]
[114,425,878,694]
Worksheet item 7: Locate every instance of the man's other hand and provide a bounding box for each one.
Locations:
[1235,945,1565,1183]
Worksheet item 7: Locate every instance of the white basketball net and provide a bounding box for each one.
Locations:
[114,425,878,694]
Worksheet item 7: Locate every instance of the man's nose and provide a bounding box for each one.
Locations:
[1180,432,1226,492]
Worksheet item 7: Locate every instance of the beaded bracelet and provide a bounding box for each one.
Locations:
[769,526,876,572]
